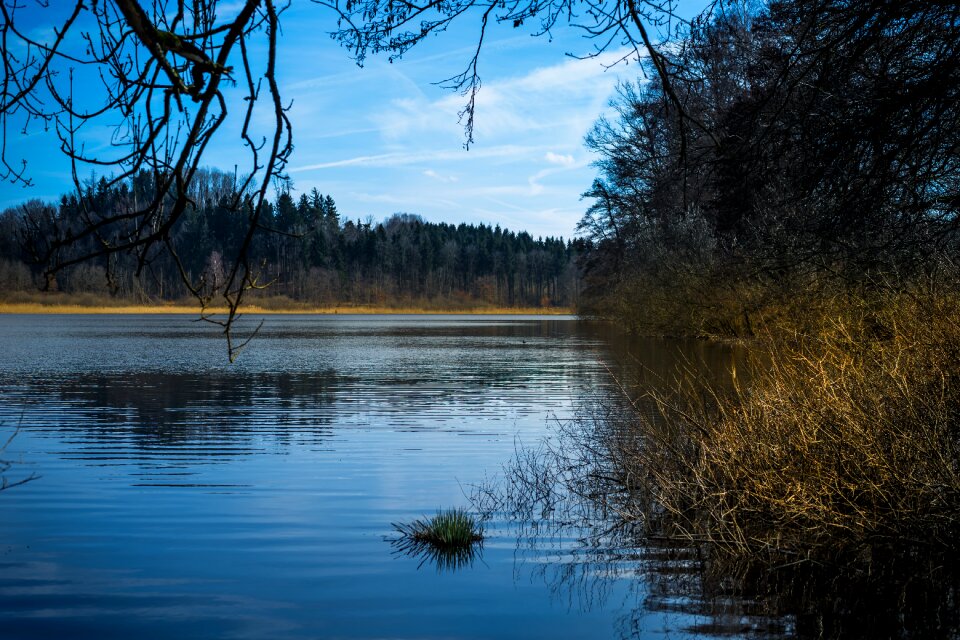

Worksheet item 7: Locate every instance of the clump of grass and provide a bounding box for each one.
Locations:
[392,508,484,572]
[395,508,484,548]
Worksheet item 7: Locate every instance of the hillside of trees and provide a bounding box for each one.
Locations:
[0,170,582,309]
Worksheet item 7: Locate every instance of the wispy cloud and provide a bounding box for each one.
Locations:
[423,169,459,183]
[545,151,575,166]
[288,144,544,172]
[374,48,642,144]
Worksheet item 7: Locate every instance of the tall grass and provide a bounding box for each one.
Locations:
[0,292,571,315]
[0,290,572,315]
[611,291,960,558]
[394,508,484,547]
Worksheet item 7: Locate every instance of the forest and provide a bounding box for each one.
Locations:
[574,0,958,337]
[0,170,582,310]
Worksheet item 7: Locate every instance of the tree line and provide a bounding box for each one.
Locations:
[0,170,582,309]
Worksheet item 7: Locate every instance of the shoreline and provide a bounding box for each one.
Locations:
[0,302,575,316]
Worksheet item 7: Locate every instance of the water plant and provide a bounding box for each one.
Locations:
[392,509,484,571]
[395,508,483,548]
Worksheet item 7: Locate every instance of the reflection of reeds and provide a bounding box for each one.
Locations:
[392,509,484,572]
[1,425,38,491]
[391,535,484,572]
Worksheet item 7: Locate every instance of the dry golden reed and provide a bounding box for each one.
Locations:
[611,291,960,559]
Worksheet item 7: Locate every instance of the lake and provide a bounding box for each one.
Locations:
[0,313,759,639]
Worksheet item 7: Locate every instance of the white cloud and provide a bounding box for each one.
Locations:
[423,169,459,183]
[545,151,575,166]
[371,47,642,145]
[506,50,638,94]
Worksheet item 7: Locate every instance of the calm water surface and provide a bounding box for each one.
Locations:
[0,314,741,639]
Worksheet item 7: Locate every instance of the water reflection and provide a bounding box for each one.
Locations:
[14,370,343,431]
[491,485,960,638]
[639,539,959,638]
[9,313,940,638]
[390,533,485,573]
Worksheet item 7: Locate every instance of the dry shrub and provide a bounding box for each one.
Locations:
[626,291,960,558]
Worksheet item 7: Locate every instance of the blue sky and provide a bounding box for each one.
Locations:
[0,1,706,240]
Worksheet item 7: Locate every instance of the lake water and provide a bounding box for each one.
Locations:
[0,313,749,639]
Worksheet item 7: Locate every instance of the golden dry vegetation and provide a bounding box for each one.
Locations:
[606,291,960,559]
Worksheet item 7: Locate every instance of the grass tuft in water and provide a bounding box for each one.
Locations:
[392,509,484,571]
[395,508,484,548]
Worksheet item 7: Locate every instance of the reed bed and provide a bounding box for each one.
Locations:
[483,290,960,564]
[608,292,960,559]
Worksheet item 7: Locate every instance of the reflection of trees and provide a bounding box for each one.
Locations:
[2,317,614,444]
[9,371,342,446]
[1,319,605,440]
